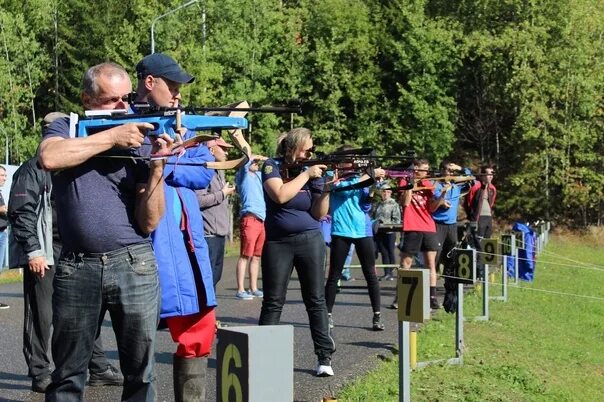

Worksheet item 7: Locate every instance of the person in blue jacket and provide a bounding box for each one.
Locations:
[323,145,386,331]
[135,53,217,402]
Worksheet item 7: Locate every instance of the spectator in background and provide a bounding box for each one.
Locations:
[197,138,236,288]
[0,165,9,310]
[234,156,267,300]
[373,185,401,281]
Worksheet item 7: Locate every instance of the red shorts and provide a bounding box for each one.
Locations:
[240,214,265,257]
[166,307,216,358]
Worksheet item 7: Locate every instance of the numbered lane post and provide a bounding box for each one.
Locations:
[455,248,476,285]
[217,325,294,402]
[397,269,429,402]
[481,238,500,275]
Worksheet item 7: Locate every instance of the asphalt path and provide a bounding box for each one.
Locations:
[0,256,404,402]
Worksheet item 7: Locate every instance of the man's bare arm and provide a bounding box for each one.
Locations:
[38,123,153,171]
[135,160,166,234]
[135,134,173,233]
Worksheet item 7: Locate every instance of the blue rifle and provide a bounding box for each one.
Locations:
[69,110,248,138]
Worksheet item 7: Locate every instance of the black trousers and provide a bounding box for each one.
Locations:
[325,236,381,314]
[259,230,335,360]
[434,223,458,281]
[472,216,493,277]
[374,232,396,275]
[22,265,112,380]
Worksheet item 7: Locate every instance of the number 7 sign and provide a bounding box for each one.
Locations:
[397,269,430,323]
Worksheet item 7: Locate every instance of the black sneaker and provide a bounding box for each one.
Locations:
[88,365,123,386]
[32,375,51,393]
[372,313,385,331]
[0,302,9,309]
[430,297,440,310]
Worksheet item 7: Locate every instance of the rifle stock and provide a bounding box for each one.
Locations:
[70,111,248,138]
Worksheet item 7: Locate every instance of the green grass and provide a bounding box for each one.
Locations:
[338,234,604,401]
[225,239,241,257]
[0,268,22,284]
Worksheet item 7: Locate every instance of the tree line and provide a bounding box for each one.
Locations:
[0,0,602,226]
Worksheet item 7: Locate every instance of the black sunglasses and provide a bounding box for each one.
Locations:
[97,92,135,105]
[303,146,316,157]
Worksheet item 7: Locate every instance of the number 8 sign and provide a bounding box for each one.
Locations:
[455,248,476,284]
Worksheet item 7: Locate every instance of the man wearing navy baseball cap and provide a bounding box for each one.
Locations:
[134,53,218,402]
[136,53,195,83]
[135,53,195,109]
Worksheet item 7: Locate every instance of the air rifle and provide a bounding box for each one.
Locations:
[69,109,248,138]
[281,148,417,191]
[280,148,377,181]
[133,98,304,116]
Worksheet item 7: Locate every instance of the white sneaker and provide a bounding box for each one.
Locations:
[316,358,334,377]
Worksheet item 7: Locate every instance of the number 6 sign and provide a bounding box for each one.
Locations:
[397,269,430,323]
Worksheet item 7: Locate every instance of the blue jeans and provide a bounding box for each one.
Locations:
[259,230,335,360]
[46,242,159,402]
[0,229,7,271]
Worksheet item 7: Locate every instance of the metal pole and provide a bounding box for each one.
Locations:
[399,321,410,402]
[514,252,519,284]
[150,0,199,54]
[503,256,508,302]
[483,265,489,319]
[455,283,464,362]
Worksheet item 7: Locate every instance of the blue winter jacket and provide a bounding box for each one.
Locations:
[151,139,217,318]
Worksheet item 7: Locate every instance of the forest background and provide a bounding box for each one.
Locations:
[0,0,602,227]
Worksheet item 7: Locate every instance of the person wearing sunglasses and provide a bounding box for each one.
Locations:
[39,62,173,401]
[259,127,336,377]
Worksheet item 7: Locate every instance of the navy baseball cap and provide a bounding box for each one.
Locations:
[136,53,195,84]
